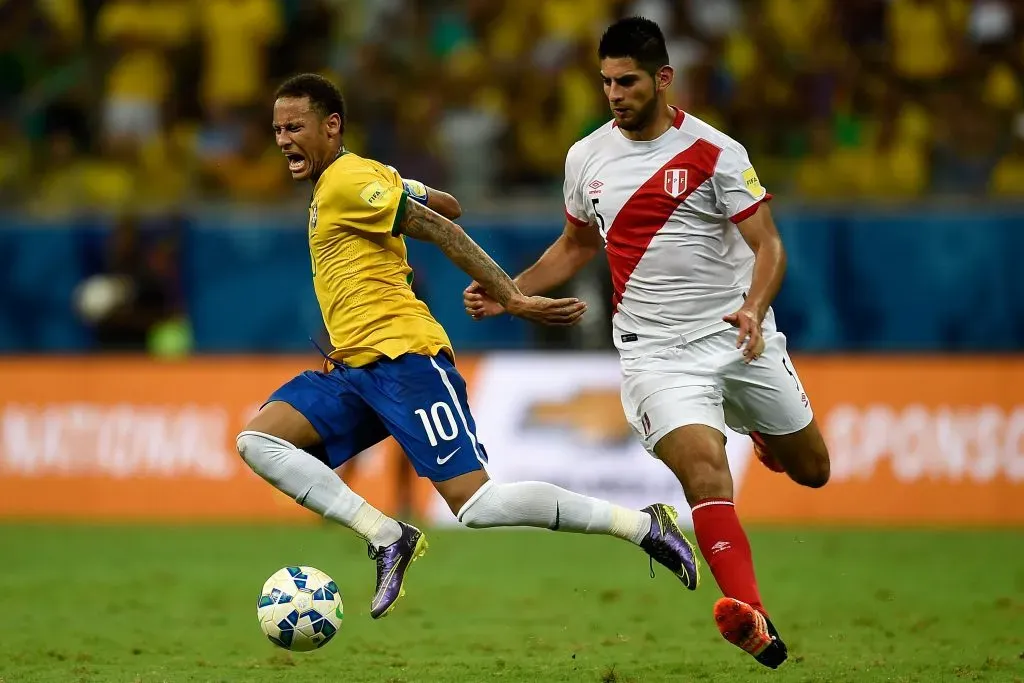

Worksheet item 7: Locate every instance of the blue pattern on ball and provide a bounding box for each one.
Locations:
[259,587,295,609]
[262,568,341,651]
[315,619,338,648]
[286,566,309,590]
[269,629,293,648]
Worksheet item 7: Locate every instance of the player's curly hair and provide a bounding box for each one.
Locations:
[275,73,346,126]
[598,17,670,76]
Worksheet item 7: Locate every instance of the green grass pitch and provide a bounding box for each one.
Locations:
[0,524,1021,682]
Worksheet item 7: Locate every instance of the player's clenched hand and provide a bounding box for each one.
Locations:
[463,281,504,320]
[723,307,765,363]
[506,294,587,326]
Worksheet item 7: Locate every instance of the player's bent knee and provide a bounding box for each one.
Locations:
[433,469,491,516]
[800,456,830,488]
[235,431,292,472]
[770,422,832,489]
[243,400,321,451]
[792,447,830,488]
[454,480,497,529]
[236,431,257,462]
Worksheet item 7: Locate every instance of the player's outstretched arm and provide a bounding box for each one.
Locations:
[464,219,601,320]
[421,184,461,220]
[516,219,602,296]
[394,170,461,219]
[398,199,587,326]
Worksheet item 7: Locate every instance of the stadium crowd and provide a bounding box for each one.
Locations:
[2,0,1024,215]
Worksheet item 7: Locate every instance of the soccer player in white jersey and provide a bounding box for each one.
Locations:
[465,17,831,669]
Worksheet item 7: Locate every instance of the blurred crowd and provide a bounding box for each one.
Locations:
[3,0,1024,215]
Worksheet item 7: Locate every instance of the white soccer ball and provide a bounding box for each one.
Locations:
[257,566,343,651]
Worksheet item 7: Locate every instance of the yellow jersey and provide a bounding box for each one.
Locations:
[308,152,452,367]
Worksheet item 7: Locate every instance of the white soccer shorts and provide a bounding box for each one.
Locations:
[620,328,814,454]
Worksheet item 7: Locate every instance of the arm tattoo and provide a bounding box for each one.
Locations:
[399,198,520,306]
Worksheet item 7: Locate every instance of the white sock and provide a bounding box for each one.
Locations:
[456,480,651,544]
[236,431,402,548]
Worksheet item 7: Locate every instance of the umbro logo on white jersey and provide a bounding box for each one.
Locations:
[588,179,604,196]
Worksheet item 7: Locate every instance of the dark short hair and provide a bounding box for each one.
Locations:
[274,73,345,123]
[598,17,670,75]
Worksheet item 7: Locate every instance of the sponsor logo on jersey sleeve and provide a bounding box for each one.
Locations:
[742,167,764,197]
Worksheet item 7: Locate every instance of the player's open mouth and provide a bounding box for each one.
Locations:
[285,153,307,174]
[613,108,629,117]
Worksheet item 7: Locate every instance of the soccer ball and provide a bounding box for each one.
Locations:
[257,566,343,651]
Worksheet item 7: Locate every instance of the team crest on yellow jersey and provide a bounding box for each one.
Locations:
[309,202,318,235]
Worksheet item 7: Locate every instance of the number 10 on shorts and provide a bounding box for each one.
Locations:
[414,402,459,446]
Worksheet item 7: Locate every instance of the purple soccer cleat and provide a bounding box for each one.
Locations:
[367,522,428,619]
[640,504,701,590]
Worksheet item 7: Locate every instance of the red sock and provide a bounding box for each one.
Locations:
[691,498,766,615]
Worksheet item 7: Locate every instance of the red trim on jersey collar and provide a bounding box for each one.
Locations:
[612,106,686,129]
[671,106,685,128]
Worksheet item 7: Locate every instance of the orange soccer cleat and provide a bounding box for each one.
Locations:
[714,597,788,669]
[750,431,786,473]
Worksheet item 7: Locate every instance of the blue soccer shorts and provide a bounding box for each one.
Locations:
[265,352,488,482]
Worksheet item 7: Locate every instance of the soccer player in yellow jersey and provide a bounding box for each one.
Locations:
[236,74,700,621]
